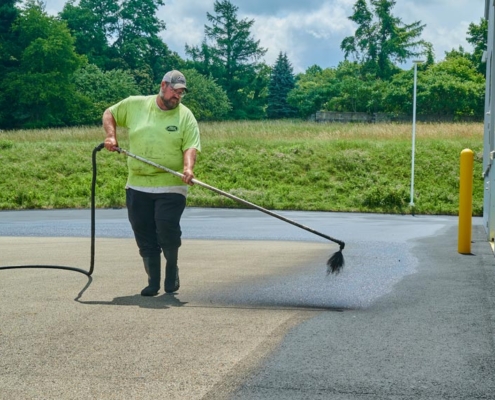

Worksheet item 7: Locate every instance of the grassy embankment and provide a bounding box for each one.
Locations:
[0,121,484,215]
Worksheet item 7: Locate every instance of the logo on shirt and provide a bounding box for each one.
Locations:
[166,126,179,132]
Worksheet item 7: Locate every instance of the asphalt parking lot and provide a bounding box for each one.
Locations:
[1,209,494,399]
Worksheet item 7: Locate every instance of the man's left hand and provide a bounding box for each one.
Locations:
[182,169,195,185]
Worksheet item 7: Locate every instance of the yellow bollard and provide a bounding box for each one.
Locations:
[458,148,474,254]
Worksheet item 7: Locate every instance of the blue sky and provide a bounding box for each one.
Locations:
[43,0,486,73]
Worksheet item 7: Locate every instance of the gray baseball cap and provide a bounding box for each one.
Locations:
[162,70,188,91]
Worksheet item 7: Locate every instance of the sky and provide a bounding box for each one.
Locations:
[43,0,487,73]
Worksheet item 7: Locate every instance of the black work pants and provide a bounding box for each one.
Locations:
[126,188,186,258]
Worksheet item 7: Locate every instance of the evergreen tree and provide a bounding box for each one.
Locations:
[266,52,296,119]
[341,0,430,79]
[185,0,267,119]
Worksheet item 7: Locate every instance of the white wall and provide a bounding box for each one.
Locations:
[483,0,495,240]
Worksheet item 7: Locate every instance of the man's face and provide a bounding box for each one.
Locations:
[159,82,186,110]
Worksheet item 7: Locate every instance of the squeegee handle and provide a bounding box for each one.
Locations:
[115,147,345,248]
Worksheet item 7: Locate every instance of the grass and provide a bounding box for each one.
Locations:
[0,121,484,215]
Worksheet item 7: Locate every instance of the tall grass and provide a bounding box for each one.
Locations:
[0,121,483,215]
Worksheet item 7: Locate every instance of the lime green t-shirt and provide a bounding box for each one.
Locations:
[109,95,201,188]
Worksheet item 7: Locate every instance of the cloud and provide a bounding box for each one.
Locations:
[44,0,485,72]
[395,0,485,62]
[158,0,211,53]
[161,0,356,72]
[249,3,355,72]
[159,0,484,72]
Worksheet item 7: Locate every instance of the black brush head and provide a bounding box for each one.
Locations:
[327,250,344,275]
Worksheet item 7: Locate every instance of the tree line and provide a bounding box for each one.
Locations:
[0,0,487,129]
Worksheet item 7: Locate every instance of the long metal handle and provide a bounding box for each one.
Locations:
[116,147,345,248]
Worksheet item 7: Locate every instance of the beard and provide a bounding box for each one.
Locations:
[159,90,179,110]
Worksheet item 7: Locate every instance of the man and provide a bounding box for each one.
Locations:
[102,70,201,296]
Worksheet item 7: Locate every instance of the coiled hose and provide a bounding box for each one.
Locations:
[0,142,105,276]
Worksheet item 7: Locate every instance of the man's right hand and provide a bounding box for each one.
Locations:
[104,137,118,151]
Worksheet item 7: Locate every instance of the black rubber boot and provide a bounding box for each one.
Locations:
[140,255,161,296]
[164,248,180,293]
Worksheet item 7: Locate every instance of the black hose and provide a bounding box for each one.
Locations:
[0,142,105,276]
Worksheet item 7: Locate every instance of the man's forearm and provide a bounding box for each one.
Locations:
[102,109,118,150]
[103,109,117,138]
[182,148,197,184]
[183,148,197,171]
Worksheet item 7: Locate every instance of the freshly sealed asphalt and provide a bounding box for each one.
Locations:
[1,208,494,399]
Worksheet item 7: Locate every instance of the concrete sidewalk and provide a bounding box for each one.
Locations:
[0,237,333,399]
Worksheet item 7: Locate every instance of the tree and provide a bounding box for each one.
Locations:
[383,56,484,119]
[0,0,20,71]
[180,69,231,121]
[59,0,117,69]
[72,64,141,124]
[422,56,485,119]
[115,0,165,73]
[340,0,374,65]
[266,52,297,119]
[0,0,20,125]
[445,18,488,77]
[185,0,267,119]
[1,0,86,128]
[325,61,385,113]
[467,18,488,75]
[287,66,337,118]
[60,0,182,93]
[341,0,430,79]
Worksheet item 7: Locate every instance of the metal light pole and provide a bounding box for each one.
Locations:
[409,60,423,207]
